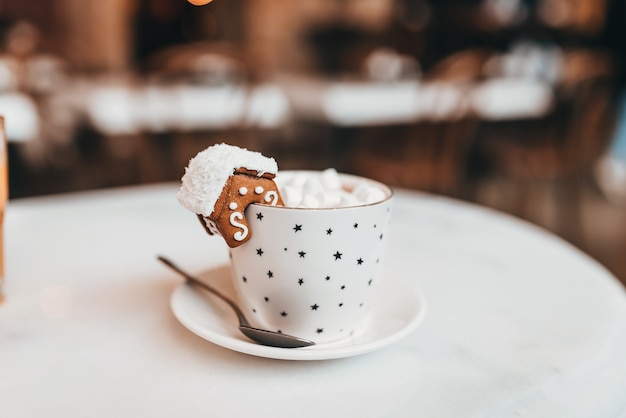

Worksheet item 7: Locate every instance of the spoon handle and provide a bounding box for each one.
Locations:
[157,256,251,327]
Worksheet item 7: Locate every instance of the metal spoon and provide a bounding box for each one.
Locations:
[158,256,315,348]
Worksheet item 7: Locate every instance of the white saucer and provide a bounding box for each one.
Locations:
[170,264,426,360]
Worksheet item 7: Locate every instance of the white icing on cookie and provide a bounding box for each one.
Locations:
[229,212,249,241]
[264,191,279,206]
[204,219,221,236]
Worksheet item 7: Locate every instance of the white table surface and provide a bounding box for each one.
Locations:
[2,183,626,417]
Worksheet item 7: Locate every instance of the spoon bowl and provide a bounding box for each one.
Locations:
[158,256,315,349]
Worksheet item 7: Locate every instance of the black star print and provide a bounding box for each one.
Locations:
[298,278,304,286]
[264,297,269,302]
[298,251,306,258]
[379,234,384,240]
[293,224,302,232]
[368,279,373,286]
[311,304,319,310]
[326,228,333,235]
[267,271,274,278]
[242,276,248,283]
[357,258,364,265]
[316,328,324,334]
[325,275,331,281]
[280,311,288,317]
[256,248,264,256]
[333,251,343,260]
[340,285,346,290]
[338,303,343,307]
[256,212,264,220]
[353,223,359,229]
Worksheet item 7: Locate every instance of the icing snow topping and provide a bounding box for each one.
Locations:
[177,143,279,216]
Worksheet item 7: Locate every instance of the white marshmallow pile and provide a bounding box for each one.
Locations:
[275,169,387,208]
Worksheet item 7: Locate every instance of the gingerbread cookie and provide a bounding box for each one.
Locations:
[177,143,284,248]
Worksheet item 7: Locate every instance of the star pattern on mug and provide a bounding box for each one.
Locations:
[236,209,391,342]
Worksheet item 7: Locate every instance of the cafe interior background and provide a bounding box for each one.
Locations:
[1,0,626,283]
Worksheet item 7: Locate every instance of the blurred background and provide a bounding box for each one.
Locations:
[2,0,626,283]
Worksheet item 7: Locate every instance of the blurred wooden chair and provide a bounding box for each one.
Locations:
[347,49,492,196]
[347,111,478,197]
[145,42,249,85]
[473,74,617,245]
[425,48,494,83]
[134,42,255,183]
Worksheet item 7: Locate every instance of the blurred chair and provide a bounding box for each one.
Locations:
[472,63,616,246]
[347,48,486,196]
[347,49,490,195]
[134,42,254,184]
[425,48,495,83]
[348,115,478,196]
[483,40,563,86]
[145,42,249,86]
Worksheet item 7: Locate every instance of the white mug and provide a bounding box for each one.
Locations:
[229,172,392,344]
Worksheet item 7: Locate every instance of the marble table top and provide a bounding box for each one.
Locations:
[2,183,626,417]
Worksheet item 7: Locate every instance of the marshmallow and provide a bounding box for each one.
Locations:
[276,170,387,208]
[280,185,303,208]
[320,168,342,190]
[301,194,321,208]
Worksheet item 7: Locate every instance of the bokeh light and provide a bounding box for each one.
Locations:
[187,0,213,6]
